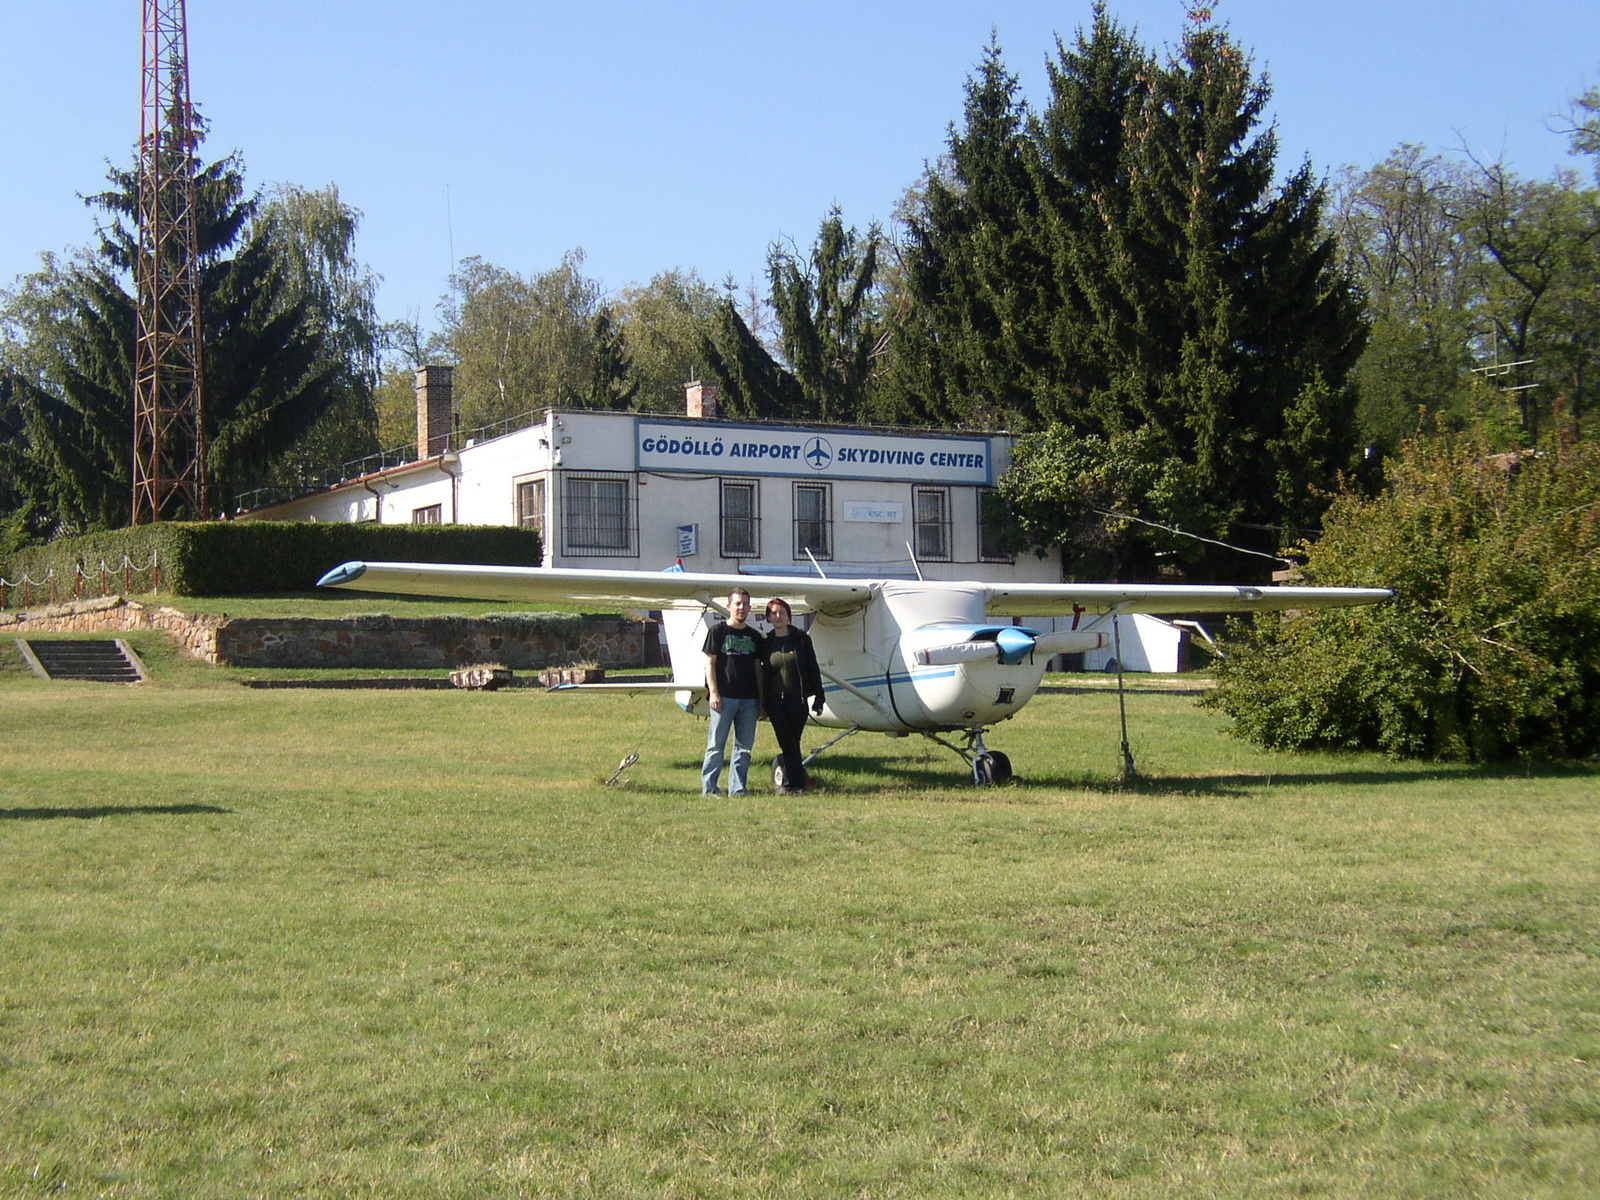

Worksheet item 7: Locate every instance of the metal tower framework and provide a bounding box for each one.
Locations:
[132,0,206,523]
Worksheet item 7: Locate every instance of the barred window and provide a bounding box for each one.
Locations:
[794,483,832,560]
[562,471,637,556]
[913,487,951,561]
[721,479,760,558]
[978,487,1011,562]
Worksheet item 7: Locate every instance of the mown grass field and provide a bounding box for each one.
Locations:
[2,630,1596,1197]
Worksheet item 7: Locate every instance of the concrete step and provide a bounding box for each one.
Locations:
[17,639,147,683]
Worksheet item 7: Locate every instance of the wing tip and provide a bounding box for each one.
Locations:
[317,561,368,589]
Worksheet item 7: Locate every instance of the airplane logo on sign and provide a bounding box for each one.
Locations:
[804,437,833,471]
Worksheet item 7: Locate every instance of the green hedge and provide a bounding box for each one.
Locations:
[4,522,542,597]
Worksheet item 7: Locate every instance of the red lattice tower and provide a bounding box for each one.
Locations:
[132,0,207,523]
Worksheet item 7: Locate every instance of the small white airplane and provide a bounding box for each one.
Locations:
[317,560,1390,786]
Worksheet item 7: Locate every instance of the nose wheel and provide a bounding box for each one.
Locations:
[972,750,1012,786]
[923,729,1014,786]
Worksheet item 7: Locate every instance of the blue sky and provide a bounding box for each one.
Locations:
[6,1,1597,334]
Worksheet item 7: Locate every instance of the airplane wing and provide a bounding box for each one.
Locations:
[316,561,874,616]
[982,582,1392,617]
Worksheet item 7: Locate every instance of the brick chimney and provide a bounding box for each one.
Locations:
[416,365,453,459]
[685,379,718,420]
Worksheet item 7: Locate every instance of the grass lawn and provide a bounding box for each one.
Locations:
[1,635,1596,1197]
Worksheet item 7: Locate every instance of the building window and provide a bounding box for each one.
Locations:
[913,487,951,561]
[411,503,442,525]
[720,479,760,558]
[516,478,546,538]
[978,487,1011,562]
[793,482,832,561]
[562,471,637,556]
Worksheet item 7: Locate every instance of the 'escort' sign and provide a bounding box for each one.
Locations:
[636,420,993,485]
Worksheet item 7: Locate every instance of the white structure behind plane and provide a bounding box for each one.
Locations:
[318,561,1390,785]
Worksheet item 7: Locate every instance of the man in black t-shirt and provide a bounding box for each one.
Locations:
[701,586,765,795]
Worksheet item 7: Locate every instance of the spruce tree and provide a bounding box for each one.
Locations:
[1,120,369,529]
[1028,2,1152,429]
[767,209,883,423]
[894,6,1368,577]
[703,210,883,423]
[700,295,806,421]
[581,304,640,411]
[1041,6,1366,568]
[884,36,1040,428]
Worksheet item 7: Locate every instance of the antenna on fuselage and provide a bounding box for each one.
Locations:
[904,542,925,582]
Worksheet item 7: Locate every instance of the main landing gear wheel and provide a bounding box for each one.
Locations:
[771,757,792,791]
[972,750,1012,786]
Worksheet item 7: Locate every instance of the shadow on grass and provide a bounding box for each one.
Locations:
[599,743,1597,800]
[1037,759,1598,798]
[0,803,233,821]
[616,751,978,796]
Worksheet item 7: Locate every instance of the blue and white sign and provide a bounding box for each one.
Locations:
[637,420,993,485]
[844,500,905,523]
[676,523,698,557]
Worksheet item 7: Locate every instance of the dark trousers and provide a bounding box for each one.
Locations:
[767,695,810,789]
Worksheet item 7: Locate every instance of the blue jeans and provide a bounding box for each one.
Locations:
[702,696,759,794]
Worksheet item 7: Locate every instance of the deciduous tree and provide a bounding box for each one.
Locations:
[439,251,603,431]
[1209,421,1600,762]
[613,269,722,412]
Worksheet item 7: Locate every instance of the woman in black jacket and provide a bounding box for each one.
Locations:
[761,597,825,794]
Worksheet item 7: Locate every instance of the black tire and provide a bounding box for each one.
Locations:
[771,757,790,790]
[988,750,1012,784]
[973,753,996,786]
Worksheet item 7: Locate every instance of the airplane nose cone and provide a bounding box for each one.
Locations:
[993,626,1038,665]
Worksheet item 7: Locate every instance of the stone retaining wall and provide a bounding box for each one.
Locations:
[0,597,648,670]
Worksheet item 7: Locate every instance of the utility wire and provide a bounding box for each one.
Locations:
[1090,508,1294,567]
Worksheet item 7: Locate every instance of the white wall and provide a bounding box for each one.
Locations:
[238,410,1060,586]
[1080,614,1186,673]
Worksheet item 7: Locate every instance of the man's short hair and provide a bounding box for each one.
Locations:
[727,586,751,603]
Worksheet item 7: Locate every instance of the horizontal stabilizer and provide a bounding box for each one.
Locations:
[548,682,706,696]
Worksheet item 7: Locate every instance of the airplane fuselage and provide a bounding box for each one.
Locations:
[676,582,1051,734]
[819,581,1045,732]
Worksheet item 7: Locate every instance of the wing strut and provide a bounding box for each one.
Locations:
[1111,606,1137,781]
[800,724,863,768]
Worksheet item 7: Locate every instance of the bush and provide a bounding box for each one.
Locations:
[4,522,542,598]
[1207,426,1600,762]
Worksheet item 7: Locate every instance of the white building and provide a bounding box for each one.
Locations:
[240,370,1061,586]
